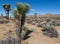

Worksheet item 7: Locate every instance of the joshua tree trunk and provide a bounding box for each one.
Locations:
[21,14,26,27]
[6,11,9,19]
[16,14,26,43]
[16,21,21,43]
[15,3,30,44]
[20,14,26,43]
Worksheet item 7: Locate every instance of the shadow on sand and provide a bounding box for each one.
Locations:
[23,30,33,40]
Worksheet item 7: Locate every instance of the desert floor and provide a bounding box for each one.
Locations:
[0,21,60,44]
[23,23,60,44]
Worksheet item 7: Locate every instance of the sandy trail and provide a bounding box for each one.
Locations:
[24,23,60,44]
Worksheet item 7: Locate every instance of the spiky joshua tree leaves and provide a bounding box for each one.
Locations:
[13,2,30,43]
[2,4,10,19]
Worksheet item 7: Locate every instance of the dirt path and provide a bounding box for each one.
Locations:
[24,23,60,44]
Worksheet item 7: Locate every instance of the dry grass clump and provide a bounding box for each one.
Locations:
[42,23,59,38]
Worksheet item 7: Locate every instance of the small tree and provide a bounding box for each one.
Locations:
[34,13,37,22]
[2,4,10,19]
[13,2,30,43]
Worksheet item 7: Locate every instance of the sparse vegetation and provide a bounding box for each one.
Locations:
[0,1,60,44]
[42,23,58,38]
[46,18,51,22]
[22,26,28,31]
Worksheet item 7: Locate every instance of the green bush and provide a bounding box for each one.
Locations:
[42,24,55,31]
[43,25,49,30]
[42,24,58,38]
[22,26,28,31]
[46,18,51,22]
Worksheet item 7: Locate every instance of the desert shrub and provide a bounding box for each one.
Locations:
[52,20,60,26]
[37,23,43,27]
[42,23,59,38]
[27,20,32,24]
[22,26,28,31]
[42,25,49,31]
[0,38,19,44]
[46,18,51,22]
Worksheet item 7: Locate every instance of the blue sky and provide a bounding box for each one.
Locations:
[0,0,60,16]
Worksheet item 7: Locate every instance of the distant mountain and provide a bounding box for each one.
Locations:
[27,13,60,18]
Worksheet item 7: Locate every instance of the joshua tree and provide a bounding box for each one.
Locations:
[34,13,37,18]
[13,3,30,43]
[34,13,38,23]
[2,4,10,19]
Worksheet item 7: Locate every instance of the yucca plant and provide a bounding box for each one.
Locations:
[2,4,10,19]
[13,2,30,43]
